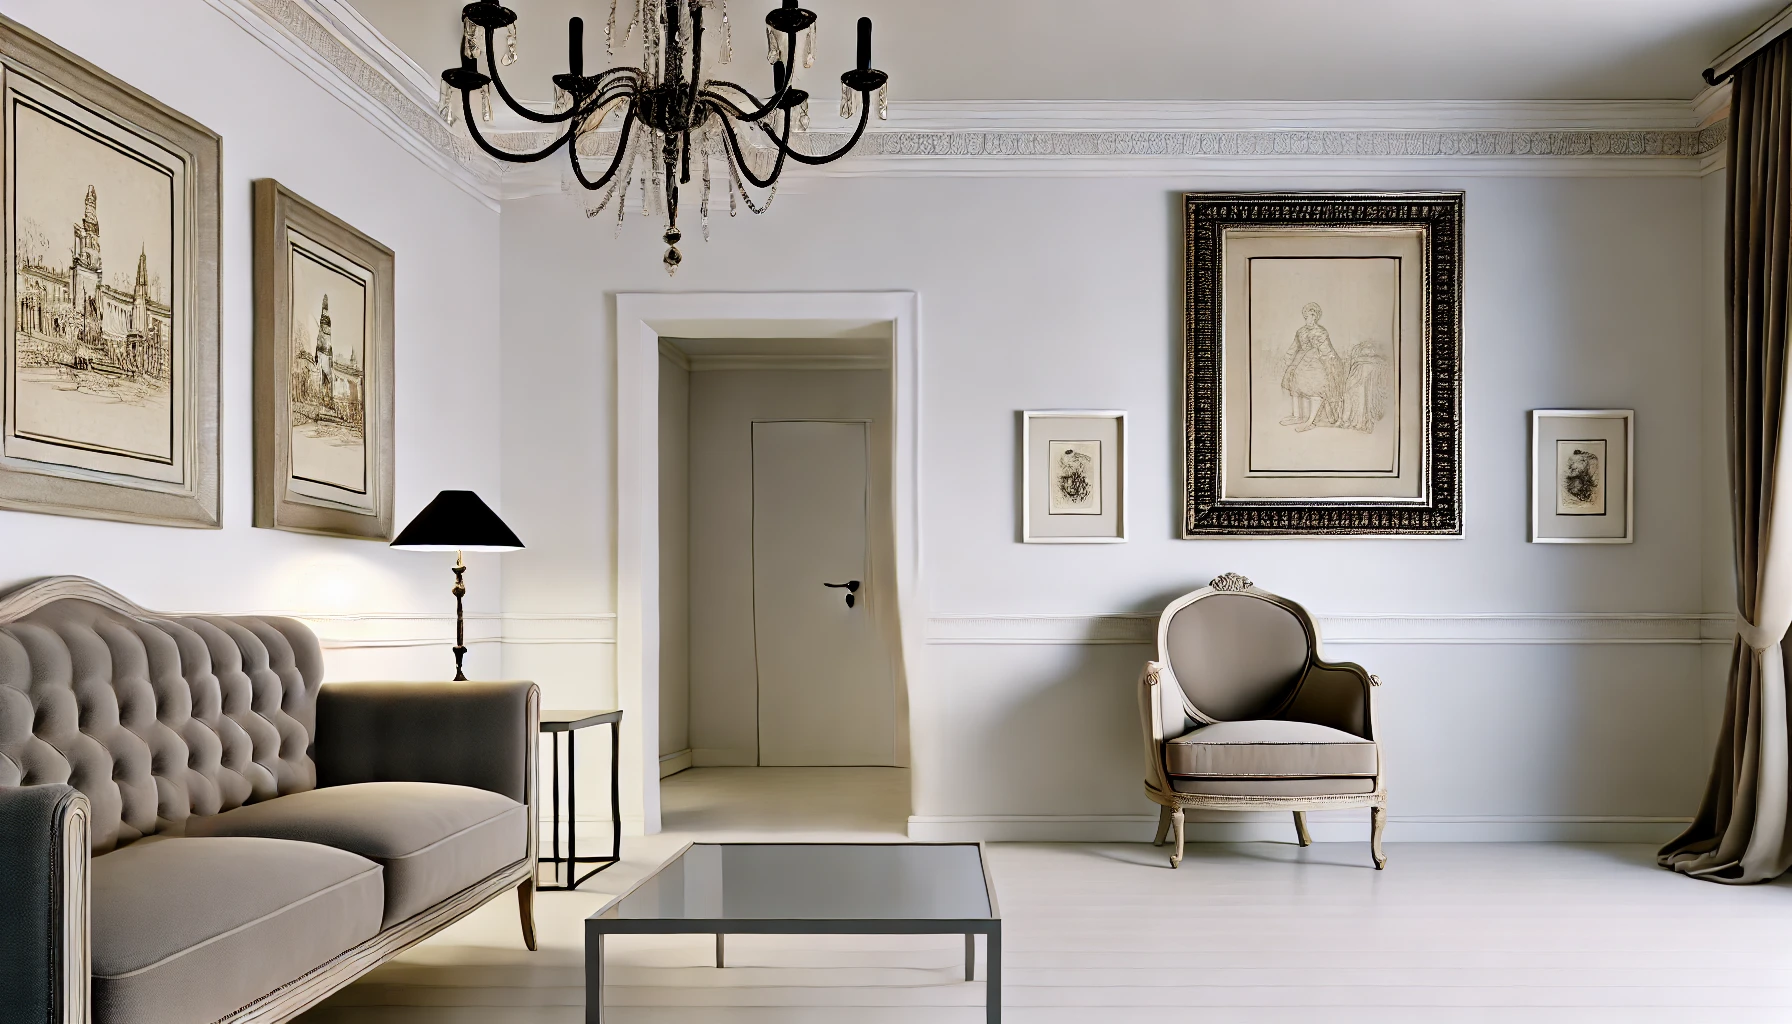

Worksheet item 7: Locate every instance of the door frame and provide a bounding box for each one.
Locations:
[615,292,921,834]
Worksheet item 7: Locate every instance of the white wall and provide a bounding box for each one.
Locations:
[683,366,902,767]
[657,351,690,760]
[0,0,505,681]
[501,166,1716,841]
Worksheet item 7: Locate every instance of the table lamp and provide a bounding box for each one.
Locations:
[391,490,524,680]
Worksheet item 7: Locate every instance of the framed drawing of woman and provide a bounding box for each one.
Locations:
[1182,191,1463,537]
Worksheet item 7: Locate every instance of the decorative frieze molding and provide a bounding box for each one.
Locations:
[926,612,1735,647]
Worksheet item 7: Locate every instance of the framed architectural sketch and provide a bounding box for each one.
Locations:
[0,16,220,526]
[1182,192,1463,536]
[1530,409,1632,544]
[253,179,394,539]
[1022,410,1126,543]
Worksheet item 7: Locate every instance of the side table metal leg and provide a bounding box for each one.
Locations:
[965,933,975,981]
[551,731,562,885]
[586,931,604,1024]
[986,927,1001,1023]
[609,719,623,861]
[568,725,579,886]
[715,933,725,968]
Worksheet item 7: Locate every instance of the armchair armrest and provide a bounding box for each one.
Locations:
[313,681,540,803]
[0,783,90,1024]
[1283,660,1377,740]
[1137,662,1175,794]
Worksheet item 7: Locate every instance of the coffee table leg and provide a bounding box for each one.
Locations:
[965,933,975,981]
[715,933,725,968]
[586,931,604,1024]
[986,927,1001,1023]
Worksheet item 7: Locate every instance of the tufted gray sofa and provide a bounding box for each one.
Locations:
[0,577,540,1024]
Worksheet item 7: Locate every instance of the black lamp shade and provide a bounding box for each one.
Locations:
[390,490,524,552]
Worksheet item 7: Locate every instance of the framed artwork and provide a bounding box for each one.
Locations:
[253,179,394,539]
[1530,409,1632,544]
[0,16,220,526]
[1022,410,1126,543]
[1182,192,1463,536]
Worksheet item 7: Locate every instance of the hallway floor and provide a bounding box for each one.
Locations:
[301,768,1792,1023]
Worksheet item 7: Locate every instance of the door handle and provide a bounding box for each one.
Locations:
[823,580,861,608]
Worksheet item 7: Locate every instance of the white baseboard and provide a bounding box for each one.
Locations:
[658,749,693,778]
[906,813,1692,844]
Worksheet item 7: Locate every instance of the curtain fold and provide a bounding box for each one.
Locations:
[1659,34,1792,884]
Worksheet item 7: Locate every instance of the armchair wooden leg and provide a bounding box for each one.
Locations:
[1293,811,1312,847]
[518,877,538,951]
[1169,807,1185,869]
[1370,805,1387,870]
[1153,804,1172,847]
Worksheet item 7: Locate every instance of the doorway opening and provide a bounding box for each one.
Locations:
[616,293,919,840]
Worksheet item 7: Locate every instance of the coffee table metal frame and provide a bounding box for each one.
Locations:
[585,841,1002,1023]
[539,709,623,891]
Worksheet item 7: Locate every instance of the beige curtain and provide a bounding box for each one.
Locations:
[1660,34,1792,884]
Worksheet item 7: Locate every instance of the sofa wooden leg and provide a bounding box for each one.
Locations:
[1170,807,1185,869]
[1153,804,1172,847]
[1370,805,1387,870]
[1293,811,1312,847]
[518,877,538,951]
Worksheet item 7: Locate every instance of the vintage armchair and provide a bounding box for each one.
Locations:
[1139,573,1385,869]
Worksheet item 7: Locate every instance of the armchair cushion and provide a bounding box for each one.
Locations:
[1170,777,1377,796]
[1165,720,1378,778]
[92,836,381,1024]
[184,782,524,927]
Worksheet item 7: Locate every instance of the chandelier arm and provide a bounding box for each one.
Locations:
[567,102,640,190]
[461,89,576,163]
[480,25,582,124]
[715,103,792,188]
[752,94,871,166]
[706,35,799,124]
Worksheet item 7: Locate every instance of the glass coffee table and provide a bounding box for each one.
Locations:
[586,842,1001,1022]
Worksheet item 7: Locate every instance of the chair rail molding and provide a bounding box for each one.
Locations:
[192,0,1731,200]
[926,611,1735,646]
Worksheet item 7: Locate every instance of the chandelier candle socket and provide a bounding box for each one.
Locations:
[441,0,889,274]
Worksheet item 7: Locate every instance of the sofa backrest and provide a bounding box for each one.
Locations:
[0,577,324,853]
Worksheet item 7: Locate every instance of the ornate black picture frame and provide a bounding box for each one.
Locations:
[1182,191,1463,536]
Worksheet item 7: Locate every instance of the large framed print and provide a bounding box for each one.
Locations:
[1182,192,1462,536]
[1022,410,1126,543]
[253,179,395,539]
[0,16,220,526]
[1530,409,1632,544]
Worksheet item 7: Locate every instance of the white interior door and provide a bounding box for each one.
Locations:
[752,420,895,766]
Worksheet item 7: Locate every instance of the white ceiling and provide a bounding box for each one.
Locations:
[348,0,1781,104]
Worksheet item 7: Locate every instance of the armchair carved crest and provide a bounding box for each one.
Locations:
[1139,574,1385,868]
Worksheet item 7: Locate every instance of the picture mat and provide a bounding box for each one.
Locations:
[2,72,188,486]
[1555,438,1606,516]
[1247,256,1400,475]
[1532,414,1628,541]
[1026,414,1122,539]
[285,227,372,511]
[1047,438,1101,515]
[1220,226,1425,501]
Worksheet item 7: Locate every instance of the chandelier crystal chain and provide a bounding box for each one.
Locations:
[441,0,889,274]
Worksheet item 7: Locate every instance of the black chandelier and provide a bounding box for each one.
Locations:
[442,0,889,273]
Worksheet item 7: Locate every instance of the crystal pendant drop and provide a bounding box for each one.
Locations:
[502,23,518,66]
[606,0,618,53]
[438,80,457,124]
[877,83,888,120]
[803,25,816,68]
[719,0,732,63]
[553,84,571,114]
[728,155,739,217]
[796,98,810,132]
[478,84,492,122]
[700,146,712,241]
[662,226,682,276]
[840,82,855,119]
[766,25,780,65]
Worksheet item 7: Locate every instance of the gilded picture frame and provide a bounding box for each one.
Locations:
[0,14,220,527]
[1182,191,1463,536]
[253,179,395,540]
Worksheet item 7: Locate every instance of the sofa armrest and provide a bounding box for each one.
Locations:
[1282,660,1376,740]
[313,681,540,804]
[0,784,90,1024]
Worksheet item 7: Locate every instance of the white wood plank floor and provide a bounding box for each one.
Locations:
[301,769,1792,1024]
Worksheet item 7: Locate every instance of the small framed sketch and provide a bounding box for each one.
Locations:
[1022,410,1126,543]
[1530,410,1632,544]
[253,179,394,539]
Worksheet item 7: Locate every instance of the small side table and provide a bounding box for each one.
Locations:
[539,709,624,891]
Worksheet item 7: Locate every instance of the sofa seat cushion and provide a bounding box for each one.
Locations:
[1165,720,1377,778]
[184,781,525,927]
[92,836,382,1024]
